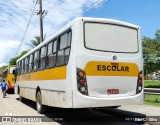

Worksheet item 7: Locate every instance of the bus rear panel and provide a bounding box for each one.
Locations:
[73,18,143,108]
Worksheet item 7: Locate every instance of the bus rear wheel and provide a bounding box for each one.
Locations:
[19,96,24,102]
[36,91,46,114]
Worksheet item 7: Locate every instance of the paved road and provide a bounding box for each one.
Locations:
[0,93,159,125]
[0,93,59,125]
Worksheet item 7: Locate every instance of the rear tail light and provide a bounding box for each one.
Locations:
[79,79,86,85]
[78,71,85,78]
[136,71,143,94]
[139,74,142,78]
[77,68,88,95]
[138,79,142,84]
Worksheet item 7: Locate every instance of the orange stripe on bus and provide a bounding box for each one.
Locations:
[84,61,139,76]
[17,66,66,81]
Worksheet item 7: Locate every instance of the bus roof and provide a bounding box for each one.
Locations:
[81,17,139,28]
[3,66,16,72]
[17,17,140,62]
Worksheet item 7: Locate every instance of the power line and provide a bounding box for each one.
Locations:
[15,0,38,56]
[28,0,35,22]
[46,0,109,38]
[80,0,109,17]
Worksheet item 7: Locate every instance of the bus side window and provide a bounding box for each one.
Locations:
[25,57,29,73]
[19,61,22,75]
[64,48,70,64]
[57,31,71,66]
[46,41,53,68]
[21,59,25,74]
[23,59,25,74]
[33,51,39,71]
[52,40,57,67]
[57,50,64,66]
[27,56,29,73]
[17,62,20,75]
[29,54,33,72]
[64,31,71,64]
[39,46,46,70]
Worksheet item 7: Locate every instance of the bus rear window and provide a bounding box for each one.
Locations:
[84,23,138,53]
[10,67,15,74]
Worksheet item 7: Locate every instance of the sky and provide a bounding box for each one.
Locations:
[0,0,160,67]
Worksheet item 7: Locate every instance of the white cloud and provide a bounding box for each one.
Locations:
[0,0,103,66]
[0,40,19,65]
[0,63,7,67]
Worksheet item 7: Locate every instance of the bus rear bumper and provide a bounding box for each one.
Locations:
[7,85,15,93]
[72,90,144,108]
[7,85,15,89]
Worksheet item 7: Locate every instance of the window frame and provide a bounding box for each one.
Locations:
[28,54,34,73]
[46,39,57,69]
[24,56,29,74]
[56,29,72,67]
[83,22,139,53]
[33,50,40,72]
[39,45,47,70]
[16,28,72,74]
[20,59,24,75]
[17,61,21,75]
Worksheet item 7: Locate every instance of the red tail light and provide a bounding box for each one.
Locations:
[136,71,143,94]
[138,79,142,84]
[77,68,88,95]
[79,79,86,85]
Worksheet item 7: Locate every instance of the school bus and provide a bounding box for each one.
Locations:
[16,17,143,113]
[2,66,16,92]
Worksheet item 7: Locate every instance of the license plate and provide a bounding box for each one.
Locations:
[107,89,119,94]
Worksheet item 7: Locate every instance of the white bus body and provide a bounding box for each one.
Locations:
[16,17,143,112]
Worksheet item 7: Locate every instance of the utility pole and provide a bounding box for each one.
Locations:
[39,0,43,43]
[36,0,47,43]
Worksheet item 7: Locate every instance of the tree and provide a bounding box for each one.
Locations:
[1,66,8,71]
[143,37,158,63]
[143,33,160,79]
[155,29,160,43]
[26,36,40,48]
[26,35,46,49]
[9,50,29,65]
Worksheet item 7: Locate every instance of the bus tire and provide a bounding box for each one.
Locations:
[19,96,24,102]
[36,91,46,114]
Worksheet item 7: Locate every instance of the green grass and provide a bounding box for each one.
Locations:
[144,94,160,106]
[144,81,160,106]
[144,101,160,106]
[144,80,160,88]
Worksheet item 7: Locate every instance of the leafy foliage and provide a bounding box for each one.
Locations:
[1,66,8,71]
[26,36,40,48]
[9,51,29,65]
[26,35,46,49]
[143,29,160,78]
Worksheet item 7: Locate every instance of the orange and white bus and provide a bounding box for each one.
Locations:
[16,17,143,113]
